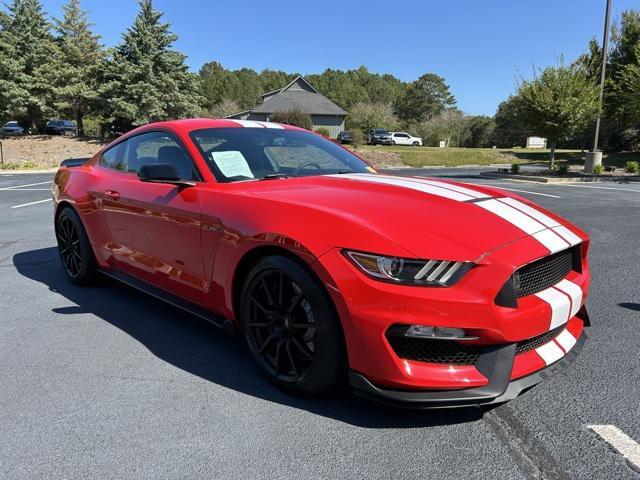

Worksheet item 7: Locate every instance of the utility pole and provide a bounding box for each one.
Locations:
[585,0,613,173]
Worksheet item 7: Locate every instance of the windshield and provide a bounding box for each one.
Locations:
[47,120,62,126]
[190,128,371,182]
[4,122,19,127]
[373,129,388,134]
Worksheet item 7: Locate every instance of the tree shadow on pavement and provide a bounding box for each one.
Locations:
[14,247,491,429]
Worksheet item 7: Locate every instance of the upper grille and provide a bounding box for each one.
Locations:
[514,248,574,298]
[515,324,565,355]
[386,336,482,365]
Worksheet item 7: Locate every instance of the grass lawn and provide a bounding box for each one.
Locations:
[355,145,640,168]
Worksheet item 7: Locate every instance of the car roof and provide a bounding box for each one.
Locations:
[126,118,304,137]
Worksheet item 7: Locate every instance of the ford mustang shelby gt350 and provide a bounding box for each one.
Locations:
[53,119,590,407]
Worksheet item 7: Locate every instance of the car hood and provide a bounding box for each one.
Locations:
[239,173,576,260]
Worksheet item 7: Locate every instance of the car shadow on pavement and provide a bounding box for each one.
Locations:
[14,247,490,429]
[618,302,640,312]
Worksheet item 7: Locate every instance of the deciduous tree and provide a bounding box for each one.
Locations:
[514,63,599,168]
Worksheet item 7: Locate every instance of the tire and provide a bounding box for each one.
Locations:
[391,141,396,146]
[240,255,346,395]
[412,141,419,146]
[55,207,98,285]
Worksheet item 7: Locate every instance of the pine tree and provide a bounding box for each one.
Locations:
[101,0,203,130]
[42,0,104,136]
[0,0,55,129]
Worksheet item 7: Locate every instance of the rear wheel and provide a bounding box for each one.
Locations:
[412,141,419,146]
[240,256,346,395]
[55,207,97,285]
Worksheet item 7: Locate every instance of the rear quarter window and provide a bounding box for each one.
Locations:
[99,143,126,171]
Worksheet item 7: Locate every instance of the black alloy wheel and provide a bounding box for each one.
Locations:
[240,256,346,395]
[55,207,97,285]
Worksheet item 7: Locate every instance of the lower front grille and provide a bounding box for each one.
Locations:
[515,324,565,355]
[386,336,482,365]
[386,324,569,366]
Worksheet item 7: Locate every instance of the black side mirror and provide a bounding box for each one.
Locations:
[137,163,195,187]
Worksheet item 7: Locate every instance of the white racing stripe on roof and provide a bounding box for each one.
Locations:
[333,173,475,201]
[535,287,571,329]
[536,340,565,365]
[498,197,561,227]
[554,279,583,318]
[254,121,284,129]
[228,119,266,128]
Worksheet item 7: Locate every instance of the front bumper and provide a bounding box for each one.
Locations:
[373,137,392,145]
[349,329,585,408]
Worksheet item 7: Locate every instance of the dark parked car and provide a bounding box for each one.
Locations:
[337,131,352,144]
[367,128,392,145]
[46,119,77,136]
[0,121,26,136]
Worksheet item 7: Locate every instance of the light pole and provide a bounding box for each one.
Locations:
[585,0,613,173]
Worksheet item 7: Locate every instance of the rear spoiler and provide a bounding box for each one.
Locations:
[60,157,90,167]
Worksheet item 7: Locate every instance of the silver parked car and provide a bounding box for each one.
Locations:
[0,121,26,136]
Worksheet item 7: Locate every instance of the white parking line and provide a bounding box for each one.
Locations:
[11,198,52,209]
[1,188,51,191]
[0,181,52,190]
[588,425,640,472]
[559,184,640,193]
[474,183,561,198]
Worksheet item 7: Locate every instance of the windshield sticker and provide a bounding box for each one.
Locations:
[210,151,254,179]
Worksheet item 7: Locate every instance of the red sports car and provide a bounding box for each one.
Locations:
[52,119,590,407]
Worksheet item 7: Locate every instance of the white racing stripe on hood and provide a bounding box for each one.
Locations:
[475,199,546,235]
[333,173,475,201]
[374,175,490,199]
[531,229,570,253]
[332,173,576,254]
[498,197,561,227]
[552,225,582,246]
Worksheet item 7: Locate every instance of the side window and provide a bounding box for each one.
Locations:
[99,142,126,171]
[122,132,198,180]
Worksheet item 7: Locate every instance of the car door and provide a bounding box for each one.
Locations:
[98,131,211,304]
[398,133,410,145]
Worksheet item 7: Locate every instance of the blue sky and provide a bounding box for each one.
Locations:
[38,0,637,115]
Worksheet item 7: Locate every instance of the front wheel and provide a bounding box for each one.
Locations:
[412,141,419,146]
[240,256,346,395]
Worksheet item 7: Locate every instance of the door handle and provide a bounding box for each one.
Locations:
[104,190,120,200]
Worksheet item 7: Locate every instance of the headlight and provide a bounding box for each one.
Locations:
[344,250,474,286]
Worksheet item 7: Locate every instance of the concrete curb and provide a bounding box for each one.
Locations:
[0,168,57,175]
[480,171,640,184]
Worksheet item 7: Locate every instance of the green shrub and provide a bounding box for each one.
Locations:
[593,164,603,175]
[625,161,639,174]
[270,110,312,130]
[510,163,520,174]
[314,127,330,137]
[348,129,364,148]
[556,163,569,175]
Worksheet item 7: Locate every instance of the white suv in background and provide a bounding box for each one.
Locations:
[390,132,422,146]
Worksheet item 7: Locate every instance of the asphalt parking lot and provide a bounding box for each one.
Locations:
[1,169,639,479]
